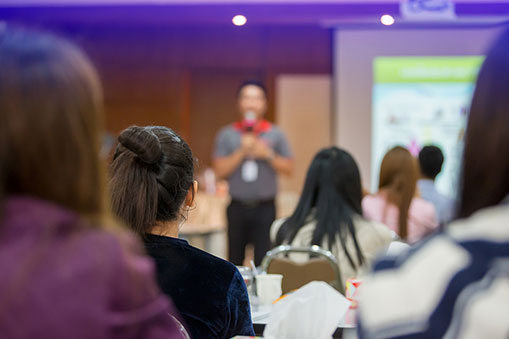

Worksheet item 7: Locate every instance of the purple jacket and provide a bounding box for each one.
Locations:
[0,196,186,339]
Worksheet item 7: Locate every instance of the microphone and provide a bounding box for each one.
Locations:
[243,111,256,132]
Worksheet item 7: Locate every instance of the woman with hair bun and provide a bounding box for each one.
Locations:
[109,126,255,339]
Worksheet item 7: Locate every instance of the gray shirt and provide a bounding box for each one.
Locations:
[213,124,292,200]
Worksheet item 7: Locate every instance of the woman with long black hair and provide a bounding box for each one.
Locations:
[271,147,392,285]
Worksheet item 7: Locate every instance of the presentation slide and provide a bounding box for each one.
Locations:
[371,56,484,198]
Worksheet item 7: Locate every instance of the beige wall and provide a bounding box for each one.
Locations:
[276,74,332,198]
[334,27,502,192]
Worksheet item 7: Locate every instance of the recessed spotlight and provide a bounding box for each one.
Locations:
[232,15,247,27]
[381,14,395,26]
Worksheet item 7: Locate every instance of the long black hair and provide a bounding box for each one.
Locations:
[275,147,365,268]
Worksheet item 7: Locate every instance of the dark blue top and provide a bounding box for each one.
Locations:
[143,234,254,339]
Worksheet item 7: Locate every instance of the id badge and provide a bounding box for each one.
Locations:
[241,160,258,182]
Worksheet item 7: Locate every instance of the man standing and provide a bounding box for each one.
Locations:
[213,81,293,266]
[417,145,455,225]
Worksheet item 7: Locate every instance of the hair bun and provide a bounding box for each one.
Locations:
[118,126,162,165]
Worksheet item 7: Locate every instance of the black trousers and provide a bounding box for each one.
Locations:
[227,199,276,266]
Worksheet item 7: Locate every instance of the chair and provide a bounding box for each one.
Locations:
[386,240,411,256]
[170,314,191,339]
[260,245,344,295]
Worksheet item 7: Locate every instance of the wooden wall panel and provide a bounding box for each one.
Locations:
[276,74,332,194]
[16,23,333,170]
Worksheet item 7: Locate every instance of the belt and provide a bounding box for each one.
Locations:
[231,198,275,208]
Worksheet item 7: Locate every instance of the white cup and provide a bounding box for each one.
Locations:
[256,274,283,305]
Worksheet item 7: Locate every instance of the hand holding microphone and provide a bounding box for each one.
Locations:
[240,110,274,160]
[240,110,257,156]
[241,136,274,161]
[241,134,256,154]
[251,140,275,161]
[243,110,257,132]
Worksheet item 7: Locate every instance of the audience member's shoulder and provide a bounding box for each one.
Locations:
[184,242,239,277]
[80,225,149,274]
[359,207,509,337]
[362,194,386,216]
[437,190,455,205]
[4,195,140,256]
[270,217,287,242]
[358,232,467,335]
[447,205,509,243]
[411,196,435,211]
[358,217,392,235]
[355,217,394,244]
[372,230,459,271]
[362,194,384,205]
[410,197,438,230]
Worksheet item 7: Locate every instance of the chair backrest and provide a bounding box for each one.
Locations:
[170,314,191,339]
[260,245,344,294]
[386,241,411,256]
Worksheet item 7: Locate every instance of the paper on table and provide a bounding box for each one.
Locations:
[251,303,272,322]
[263,281,351,339]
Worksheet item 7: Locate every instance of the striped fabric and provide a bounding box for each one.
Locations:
[357,206,509,339]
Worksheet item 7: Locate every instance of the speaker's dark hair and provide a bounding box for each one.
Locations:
[236,80,267,98]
